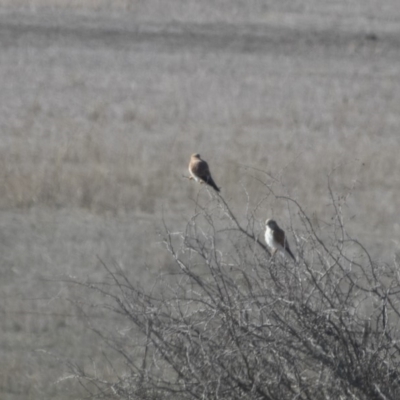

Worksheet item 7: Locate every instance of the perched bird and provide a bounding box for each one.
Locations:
[265,219,295,261]
[188,153,220,192]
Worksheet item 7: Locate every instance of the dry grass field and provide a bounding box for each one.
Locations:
[0,1,400,398]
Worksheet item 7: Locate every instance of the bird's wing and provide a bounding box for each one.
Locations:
[190,158,220,191]
[275,228,296,261]
[274,227,286,248]
[191,159,211,181]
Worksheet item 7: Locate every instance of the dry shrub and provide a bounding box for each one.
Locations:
[59,183,400,399]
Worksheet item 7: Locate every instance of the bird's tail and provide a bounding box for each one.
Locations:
[285,246,296,262]
[206,177,220,192]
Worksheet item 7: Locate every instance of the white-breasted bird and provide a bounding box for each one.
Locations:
[265,219,295,261]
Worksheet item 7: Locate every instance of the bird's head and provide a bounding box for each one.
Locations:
[266,219,278,229]
[191,153,201,159]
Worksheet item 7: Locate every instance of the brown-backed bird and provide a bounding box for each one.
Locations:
[188,153,220,192]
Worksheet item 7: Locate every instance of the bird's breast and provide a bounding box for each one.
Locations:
[189,168,200,182]
[265,227,275,247]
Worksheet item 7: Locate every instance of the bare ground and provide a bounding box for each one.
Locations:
[0,2,400,398]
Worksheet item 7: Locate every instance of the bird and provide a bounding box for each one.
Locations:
[188,153,220,192]
[265,219,295,261]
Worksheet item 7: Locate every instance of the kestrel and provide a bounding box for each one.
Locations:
[265,219,295,261]
[188,153,220,192]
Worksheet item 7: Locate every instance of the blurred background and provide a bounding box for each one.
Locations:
[0,1,399,398]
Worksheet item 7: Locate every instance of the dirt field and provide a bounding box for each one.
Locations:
[1,2,400,398]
